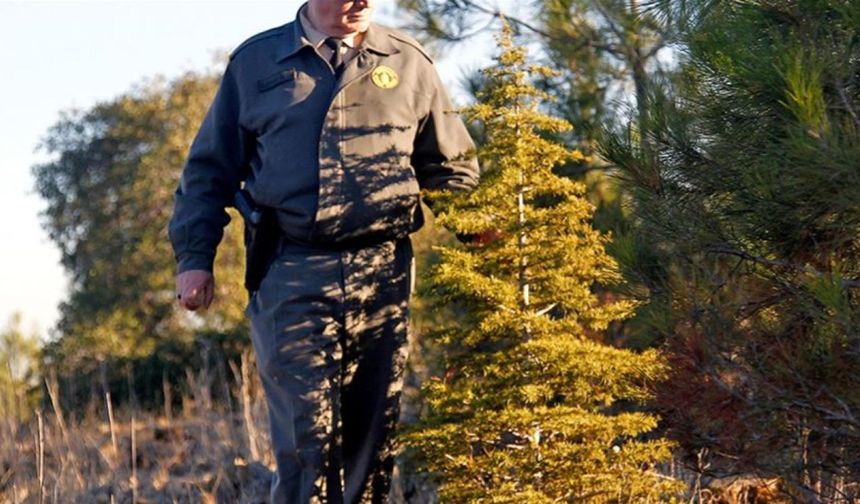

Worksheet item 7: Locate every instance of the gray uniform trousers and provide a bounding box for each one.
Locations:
[246,235,414,503]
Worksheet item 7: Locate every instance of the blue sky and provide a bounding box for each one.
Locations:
[0,1,508,339]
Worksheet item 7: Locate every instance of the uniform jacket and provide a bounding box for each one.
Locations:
[168,9,480,273]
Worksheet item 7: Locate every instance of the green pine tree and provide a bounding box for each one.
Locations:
[397,0,683,351]
[600,0,860,498]
[402,25,683,502]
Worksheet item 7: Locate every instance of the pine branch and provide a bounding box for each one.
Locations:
[704,244,860,289]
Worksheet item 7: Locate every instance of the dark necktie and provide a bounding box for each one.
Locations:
[324,37,345,76]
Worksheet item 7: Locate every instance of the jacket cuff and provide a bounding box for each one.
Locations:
[177,252,215,274]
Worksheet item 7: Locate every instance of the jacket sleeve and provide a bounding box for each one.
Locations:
[168,61,253,274]
[411,64,480,205]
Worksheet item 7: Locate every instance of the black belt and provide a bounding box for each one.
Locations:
[275,229,408,254]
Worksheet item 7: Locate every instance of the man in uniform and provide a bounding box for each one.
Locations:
[168,0,480,502]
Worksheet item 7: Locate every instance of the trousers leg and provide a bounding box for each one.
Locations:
[247,247,347,504]
[340,237,413,504]
[247,237,414,504]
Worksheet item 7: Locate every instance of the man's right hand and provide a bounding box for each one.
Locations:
[456,228,504,246]
[176,270,215,311]
[471,228,504,246]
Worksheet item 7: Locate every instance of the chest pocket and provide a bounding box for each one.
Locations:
[256,69,316,108]
[257,69,295,92]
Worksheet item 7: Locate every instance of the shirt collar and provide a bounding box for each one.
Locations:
[276,2,396,62]
[299,3,357,49]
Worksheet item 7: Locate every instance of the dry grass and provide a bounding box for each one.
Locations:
[1,409,275,503]
[1,350,276,504]
[0,346,815,504]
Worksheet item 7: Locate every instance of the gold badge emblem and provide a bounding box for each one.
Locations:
[371,66,399,89]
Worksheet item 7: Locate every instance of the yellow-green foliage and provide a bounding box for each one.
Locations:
[0,314,41,421]
[403,25,683,502]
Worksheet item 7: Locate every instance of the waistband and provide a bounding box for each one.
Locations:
[276,230,409,255]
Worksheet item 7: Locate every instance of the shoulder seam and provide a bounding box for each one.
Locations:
[230,24,288,60]
[387,32,434,64]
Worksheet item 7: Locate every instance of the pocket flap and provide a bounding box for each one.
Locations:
[257,69,296,93]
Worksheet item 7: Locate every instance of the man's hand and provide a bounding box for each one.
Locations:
[176,270,215,311]
[471,228,504,246]
[455,228,504,246]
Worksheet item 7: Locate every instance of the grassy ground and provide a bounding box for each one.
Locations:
[0,324,436,503]
[0,215,796,503]
[1,380,275,502]
[0,369,793,503]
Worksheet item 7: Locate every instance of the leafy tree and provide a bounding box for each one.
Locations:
[600,0,860,499]
[402,26,682,502]
[33,69,248,375]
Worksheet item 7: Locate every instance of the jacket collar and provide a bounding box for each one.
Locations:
[361,23,399,56]
[275,4,398,63]
[275,12,311,63]
[298,3,359,50]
